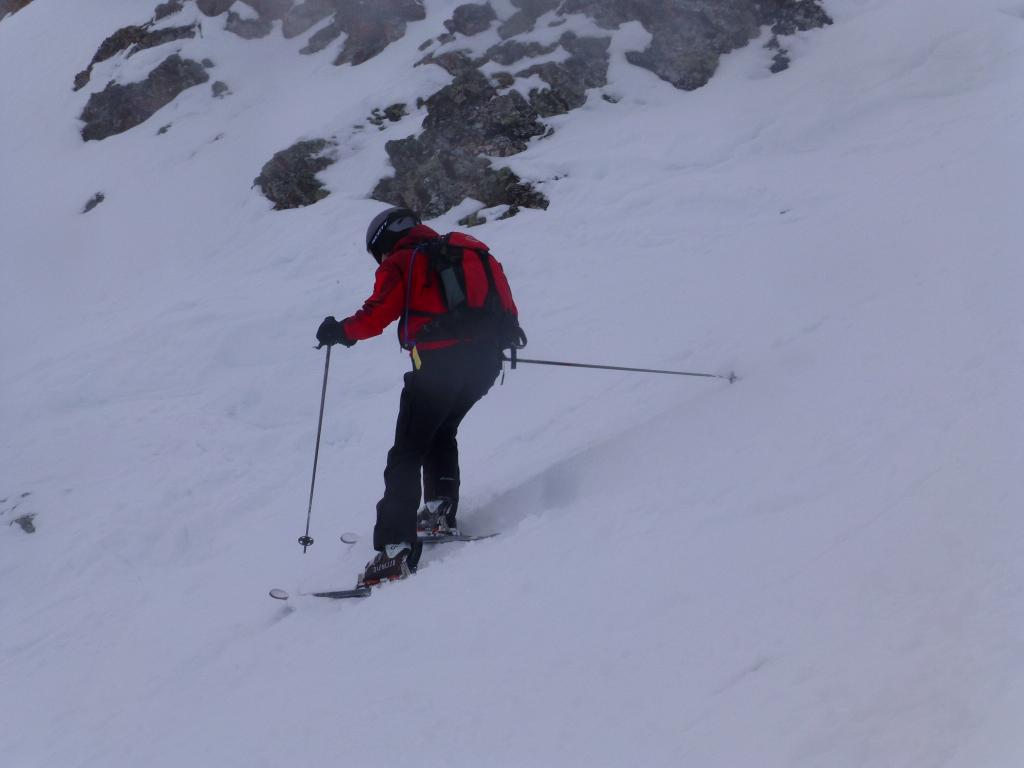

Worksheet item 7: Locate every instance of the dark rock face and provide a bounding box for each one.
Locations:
[211,80,230,98]
[12,514,36,534]
[372,67,548,217]
[0,0,33,22]
[83,192,106,213]
[368,103,408,127]
[196,0,234,16]
[560,0,830,91]
[517,32,611,117]
[497,0,560,39]
[80,55,209,141]
[223,0,295,40]
[254,139,337,209]
[485,39,558,67]
[764,0,833,36]
[286,0,425,65]
[74,23,199,91]
[154,1,184,21]
[444,3,496,37]
[423,68,546,156]
[226,10,273,39]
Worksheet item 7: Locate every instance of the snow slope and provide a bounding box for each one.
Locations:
[2,1,1023,765]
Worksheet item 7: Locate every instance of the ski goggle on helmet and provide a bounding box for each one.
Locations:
[365,206,420,262]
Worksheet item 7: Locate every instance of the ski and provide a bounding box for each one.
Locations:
[268,586,371,601]
[418,532,499,544]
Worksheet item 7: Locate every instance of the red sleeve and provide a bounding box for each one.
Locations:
[341,260,405,341]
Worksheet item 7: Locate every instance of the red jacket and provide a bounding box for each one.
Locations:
[341,225,518,352]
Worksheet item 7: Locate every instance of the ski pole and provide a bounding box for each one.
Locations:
[504,355,737,383]
[299,345,331,552]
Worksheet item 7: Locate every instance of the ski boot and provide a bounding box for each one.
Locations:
[416,498,460,541]
[357,541,422,588]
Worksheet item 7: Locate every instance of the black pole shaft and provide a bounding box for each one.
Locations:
[301,346,331,552]
[506,356,736,383]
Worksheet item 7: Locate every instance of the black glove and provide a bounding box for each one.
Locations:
[316,316,355,348]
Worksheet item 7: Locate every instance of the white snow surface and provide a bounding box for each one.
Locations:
[2,0,1023,765]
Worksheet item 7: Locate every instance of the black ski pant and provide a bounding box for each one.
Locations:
[374,342,500,551]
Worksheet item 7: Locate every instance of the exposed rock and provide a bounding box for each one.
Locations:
[374,150,546,220]
[80,55,210,141]
[423,67,545,157]
[516,32,610,117]
[497,0,559,40]
[254,139,337,209]
[765,35,789,73]
[226,9,273,39]
[282,0,335,38]
[153,1,184,21]
[196,0,234,16]
[444,3,495,37]
[484,38,558,67]
[74,23,199,91]
[368,103,408,127]
[301,19,343,54]
[0,0,33,22]
[417,49,476,77]
[243,0,294,18]
[288,0,425,65]
[491,71,515,89]
[12,514,36,534]
[212,80,230,98]
[559,0,830,91]
[224,0,293,38]
[334,0,426,66]
[372,67,547,217]
[201,58,215,68]
[764,0,833,36]
[83,192,105,213]
[157,123,172,134]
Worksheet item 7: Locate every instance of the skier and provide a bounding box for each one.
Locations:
[315,207,522,587]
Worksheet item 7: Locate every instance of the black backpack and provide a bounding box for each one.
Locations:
[417,233,527,362]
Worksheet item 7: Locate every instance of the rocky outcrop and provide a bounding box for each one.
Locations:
[372,67,548,217]
[307,0,426,66]
[68,0,831,217]
[0,0,33,22]
[154,1,184,21]
[559,0,830,91]
[444,3,496,37]
[253,139,337,209]
[74,22,199,91]
[80,54,209,141]
[368,103,408,128]
[196,0,234,15]
[226,9,273,39]
[83,192,106,213]
[12,514,36,533]
[497,0,560,40]
[516,32,611,117]
[765,0,833,36]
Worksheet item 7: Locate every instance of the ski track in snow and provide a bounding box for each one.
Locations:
[2,0,1023,765]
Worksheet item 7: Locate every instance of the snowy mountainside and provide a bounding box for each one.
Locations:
[2,1,1024,766]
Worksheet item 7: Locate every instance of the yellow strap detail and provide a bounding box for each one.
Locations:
[411,345,422,370]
